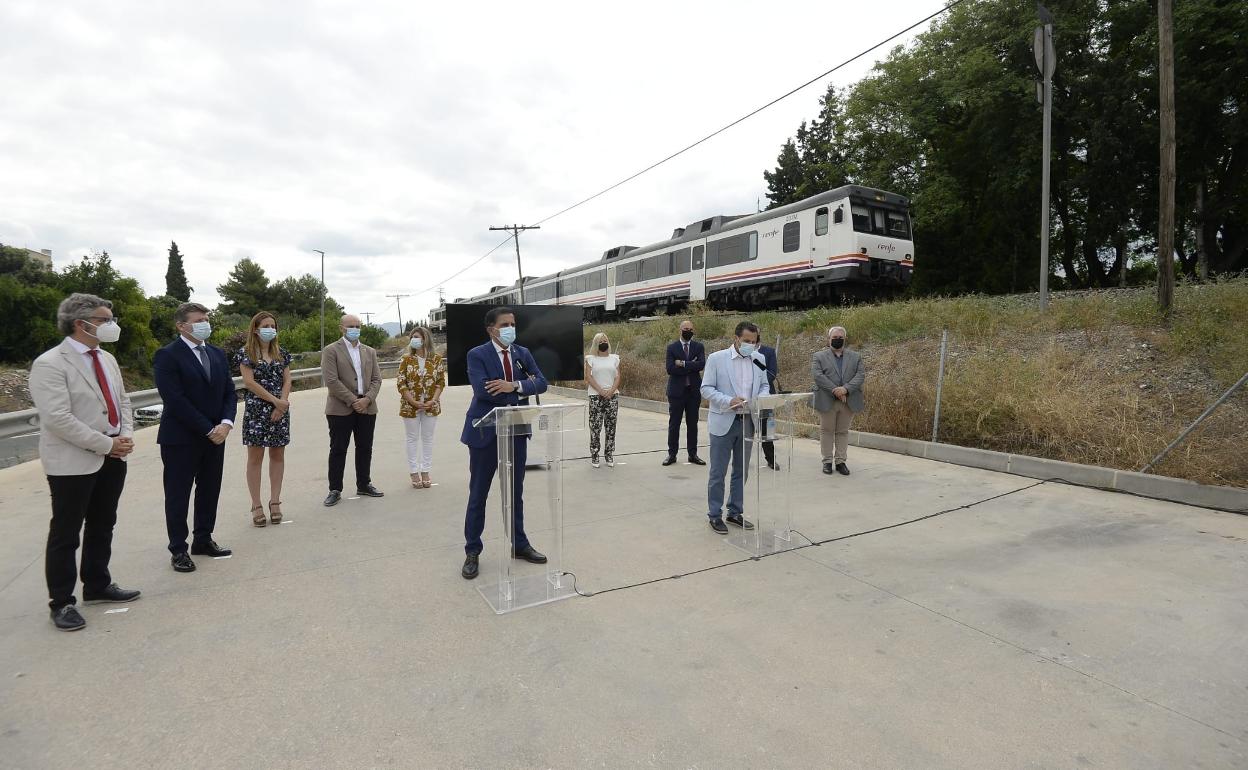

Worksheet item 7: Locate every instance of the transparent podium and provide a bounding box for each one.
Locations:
[472,402,585,614]
[727,392,814,558]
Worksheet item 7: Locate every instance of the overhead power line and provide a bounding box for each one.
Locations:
[422,0,965,298]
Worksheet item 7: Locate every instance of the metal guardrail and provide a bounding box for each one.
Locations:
[0,361,399,441]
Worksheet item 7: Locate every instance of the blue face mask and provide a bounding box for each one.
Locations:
[498,326,516,346]
[739,342,756,357]
[257,328,277,342]
[189,321,212,341]
[344,327,361,341]
[409,337,423,350]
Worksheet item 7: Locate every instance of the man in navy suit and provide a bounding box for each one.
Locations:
[663,319,706,466]
[153,302,238,573]
[459,306,549,580]
[758,341,781,470]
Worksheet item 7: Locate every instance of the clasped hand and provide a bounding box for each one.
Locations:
[108,436,134,458]
[351,396,370,413]
[485,379,517,396]
[207,424,231,445]
[729,396,747,410]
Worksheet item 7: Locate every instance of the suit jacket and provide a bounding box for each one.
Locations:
[154,337,238,445]
[322,338,382,416]
[759,344,780,393]
[699,347,771,437]
[460,342,548,449]
[811,347,866,413]
[29,338,134,475]
[665,339,706,399]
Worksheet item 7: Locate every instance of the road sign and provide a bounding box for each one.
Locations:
[1033,26,1056,79]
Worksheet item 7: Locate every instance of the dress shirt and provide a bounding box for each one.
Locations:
[491,340,522,388]
[730,345,753,400]
[179,334,233,427]
[65,336,121,437]
[833,350,845,376]
[344,337,365,395]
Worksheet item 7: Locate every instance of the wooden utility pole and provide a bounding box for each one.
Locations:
[1157,0,1176,317]
[489,224,541,303]
[386,294,411,332]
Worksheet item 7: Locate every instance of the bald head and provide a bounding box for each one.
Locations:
[341,314,361,330]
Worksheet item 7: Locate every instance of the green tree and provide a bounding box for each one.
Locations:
[58,252,160,374]
[164,241,192,301]
[360,324,388,348]
[216,258,271,317]
[270,273,342,318]
[763,138,803,209]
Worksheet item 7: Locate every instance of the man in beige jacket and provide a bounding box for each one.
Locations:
[322,314,384,506]
[29,293,141,631]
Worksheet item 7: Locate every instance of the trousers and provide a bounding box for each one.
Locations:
[45,457,127,609]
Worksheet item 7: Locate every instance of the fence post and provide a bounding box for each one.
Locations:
[931,329,949,443]
[1140,369,1248,474]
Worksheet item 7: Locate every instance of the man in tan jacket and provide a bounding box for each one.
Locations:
[322,314,383,506]
[29,293,141,631]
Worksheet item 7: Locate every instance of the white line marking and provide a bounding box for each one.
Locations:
[104,608,129,614]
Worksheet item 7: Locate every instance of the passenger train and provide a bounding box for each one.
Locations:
[428,185,913,328]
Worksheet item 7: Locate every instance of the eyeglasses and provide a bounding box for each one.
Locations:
[85,316,116,324]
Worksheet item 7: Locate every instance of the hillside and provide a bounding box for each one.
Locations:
[570,278,1248,489]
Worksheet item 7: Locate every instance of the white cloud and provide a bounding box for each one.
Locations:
[1,0,944,324]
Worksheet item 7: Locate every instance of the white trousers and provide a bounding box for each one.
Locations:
[402,414,437,473]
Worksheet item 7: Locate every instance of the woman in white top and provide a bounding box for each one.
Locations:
[584,332,621,468]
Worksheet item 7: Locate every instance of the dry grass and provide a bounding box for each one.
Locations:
[568,277,1248,488]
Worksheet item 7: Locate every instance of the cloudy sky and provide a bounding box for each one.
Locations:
[1,0,944,326]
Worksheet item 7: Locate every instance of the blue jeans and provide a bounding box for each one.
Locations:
[707,415,753,520]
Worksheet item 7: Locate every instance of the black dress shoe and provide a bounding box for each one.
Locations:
[191,539,232,557]
[83,583,141,604]
[324,490,341,506]
[51,605,86,631]
[709,518,729,534]
[514,545,548,564]
[687,455,707,466]
[836,463,851,476]
[662,455,677,466]
[461,554,479,580]
[171,552,196,572]
[357,484,384,498]
[822,462,835,475]
[726,513,755,530]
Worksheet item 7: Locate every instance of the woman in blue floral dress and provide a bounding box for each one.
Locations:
[236,311,292,527]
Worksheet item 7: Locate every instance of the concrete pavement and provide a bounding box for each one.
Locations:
[1,382,1245,769]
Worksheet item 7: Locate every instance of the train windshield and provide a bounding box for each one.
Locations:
[850,200,911,240]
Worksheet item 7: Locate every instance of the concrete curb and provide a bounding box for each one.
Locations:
[546,385,1248,514]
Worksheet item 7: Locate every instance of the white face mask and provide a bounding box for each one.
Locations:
[84,320,121,343]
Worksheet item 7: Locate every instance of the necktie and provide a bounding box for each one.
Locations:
[501,348,513,381]
[195,345,211,377]
[88,350,119,429]
[683,342,690,386]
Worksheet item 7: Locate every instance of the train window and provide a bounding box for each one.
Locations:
[708,231,757,267]
[674,248,691,273]
[887,212,910,239]
[619,262,638,285]
[640,256,659,281]
[815,208,829,236]
[851,205,871,232]
[873,209,887,234]
[783,221,801,253]
[692,245,704,270]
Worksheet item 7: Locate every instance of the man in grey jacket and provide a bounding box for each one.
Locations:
[810,325,865,476]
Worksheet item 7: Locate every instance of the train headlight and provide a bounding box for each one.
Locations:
[860,247,867,254]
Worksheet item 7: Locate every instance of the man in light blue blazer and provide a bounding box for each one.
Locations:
[699,321,770,534]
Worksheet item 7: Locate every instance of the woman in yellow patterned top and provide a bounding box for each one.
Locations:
[396,326,446,488]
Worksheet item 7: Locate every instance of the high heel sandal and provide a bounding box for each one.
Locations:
[421,473,432,488]
[251,505,266,527]
[268,500,282,525]
[411,473,422,488]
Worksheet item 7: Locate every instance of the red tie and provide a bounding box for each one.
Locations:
[88,350,119,429]
[501,348,513,381]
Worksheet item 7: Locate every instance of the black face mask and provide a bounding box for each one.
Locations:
[830,338,844,349]
[681,330,694,341]
[598,342,609,352]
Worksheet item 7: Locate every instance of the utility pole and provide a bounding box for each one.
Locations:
[360,311,375,325]
[312,249,326,352]
[386,294,411,332]
[1157,0,1176,317]
[1033,4,1056,311]
[489,224,541,303]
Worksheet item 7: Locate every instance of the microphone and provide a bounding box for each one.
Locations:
[512,353,540,406]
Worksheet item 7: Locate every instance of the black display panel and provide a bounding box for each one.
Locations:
[444,303,585,387]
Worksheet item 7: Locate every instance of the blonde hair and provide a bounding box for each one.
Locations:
[245,311,278,364]
[590,332,610,352]
[409,326,434,354]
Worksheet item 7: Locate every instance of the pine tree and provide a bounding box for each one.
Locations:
[165,241,192,301]
[216,258,271,316]
[763,138,803,209]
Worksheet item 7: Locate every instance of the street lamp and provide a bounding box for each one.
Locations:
[312,249,326,352]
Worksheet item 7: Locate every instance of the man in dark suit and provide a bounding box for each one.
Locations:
[663,319,706,466]
[153,302,238,573]
[459,306,549,579]
[758,341,781,470]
